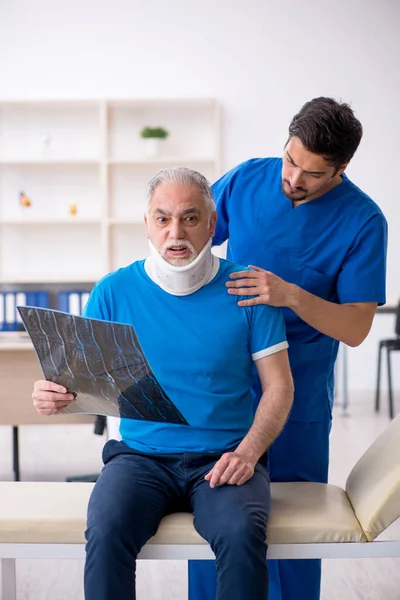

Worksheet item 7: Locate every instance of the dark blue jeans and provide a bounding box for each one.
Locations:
[84,440,271,600]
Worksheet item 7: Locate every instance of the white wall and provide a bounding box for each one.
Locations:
[1,0,399,396]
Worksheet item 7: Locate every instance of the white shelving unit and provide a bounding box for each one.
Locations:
[0,99,221,283]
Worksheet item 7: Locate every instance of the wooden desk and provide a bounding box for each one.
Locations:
[0,333,95,480]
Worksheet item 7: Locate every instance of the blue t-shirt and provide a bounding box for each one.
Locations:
[212,158,388,421]
[84,258,287,453]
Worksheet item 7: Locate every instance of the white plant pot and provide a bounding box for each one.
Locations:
[144,138,161,158]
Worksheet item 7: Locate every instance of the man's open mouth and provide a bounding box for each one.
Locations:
[168,246,189,254]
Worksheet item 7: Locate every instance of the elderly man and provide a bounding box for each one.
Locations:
[32,167,294,600]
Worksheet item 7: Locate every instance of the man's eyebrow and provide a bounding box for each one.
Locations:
[153,207,201,216]
[153,209,171,216]
[182,207,201,215]
[287,151,327,176]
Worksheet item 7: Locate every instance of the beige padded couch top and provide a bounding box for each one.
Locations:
[0,481,365,545]
[1,415,399,547]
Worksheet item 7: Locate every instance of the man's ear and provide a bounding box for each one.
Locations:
[144,213,150,239]
[336,162,349,177]
[209,211,217,238]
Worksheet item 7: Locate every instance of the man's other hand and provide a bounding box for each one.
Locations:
[32,380,76,416]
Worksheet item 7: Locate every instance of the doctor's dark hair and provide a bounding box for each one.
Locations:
[287,97,363,170]
[146,167,215,216]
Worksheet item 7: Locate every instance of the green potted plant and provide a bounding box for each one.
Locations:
[140,126,169,158]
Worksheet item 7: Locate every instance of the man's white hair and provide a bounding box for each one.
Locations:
[146,167,215,216]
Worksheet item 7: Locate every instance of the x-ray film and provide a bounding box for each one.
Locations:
[17,306,188,425]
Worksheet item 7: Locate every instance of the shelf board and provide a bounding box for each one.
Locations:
[0,158,215,167]
[0,100,100,107]
[108,218,143,226]
[107,98,216,108]
[0,159,100,166]
[0,98,216,108]
[0,219,102,226]
[0,276,99,284]
[107,157,217,166]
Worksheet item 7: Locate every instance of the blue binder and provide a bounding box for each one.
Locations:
[1,291,50,332]
[58,291,90,316]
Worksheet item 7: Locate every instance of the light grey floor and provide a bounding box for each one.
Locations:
[0,394,399,600]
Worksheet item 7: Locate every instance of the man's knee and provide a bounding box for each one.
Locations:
[85,498,144,558]
[86,514,130,552]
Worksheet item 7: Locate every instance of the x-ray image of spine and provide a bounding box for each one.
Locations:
[17,306,188,426]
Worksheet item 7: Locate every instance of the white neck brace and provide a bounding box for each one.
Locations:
[144,238,219,296]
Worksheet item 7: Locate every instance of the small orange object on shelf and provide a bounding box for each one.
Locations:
[19,192,32,207]
[69,203,77,216]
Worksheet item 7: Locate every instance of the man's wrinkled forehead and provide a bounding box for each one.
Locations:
[149,183,207,216]
[151,206,202,218]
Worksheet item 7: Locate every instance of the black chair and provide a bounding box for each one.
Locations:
[375,302,400,419]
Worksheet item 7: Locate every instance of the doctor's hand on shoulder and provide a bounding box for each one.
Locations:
[32,380,76,416]
[226,265,297,308]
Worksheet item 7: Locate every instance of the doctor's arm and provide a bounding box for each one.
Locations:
[226,267,377,348]
[287,287,376,348]
[205,349,294,488]
[226,214,387,347]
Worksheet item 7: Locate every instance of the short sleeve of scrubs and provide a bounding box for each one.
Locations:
[212,161,250,245]
[337,213,388,305]
[247,303,288,361]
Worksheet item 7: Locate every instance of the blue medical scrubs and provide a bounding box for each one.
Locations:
[188,158,387,600]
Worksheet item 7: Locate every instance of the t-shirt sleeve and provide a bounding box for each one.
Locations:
[337,213,388,305]
[247,303,288,361]
[82,280,111,321]
[212,161,249,246]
